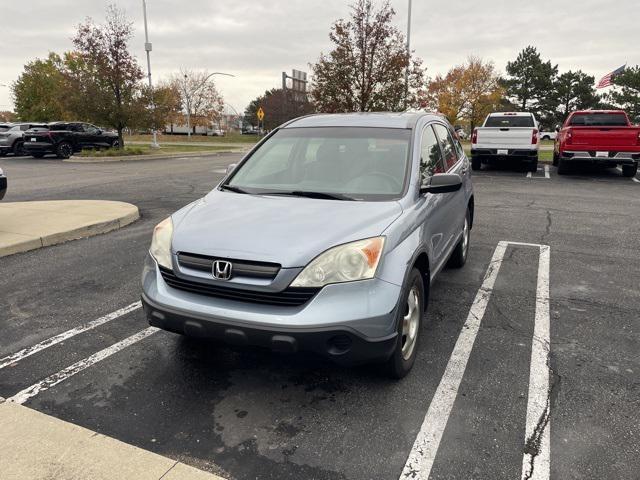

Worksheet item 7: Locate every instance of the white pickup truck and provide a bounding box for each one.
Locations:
[471,112,539,172]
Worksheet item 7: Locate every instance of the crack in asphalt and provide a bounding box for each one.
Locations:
[522,357,561,480]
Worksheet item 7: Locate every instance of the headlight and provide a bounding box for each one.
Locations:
[291,237,385,288]
[150,217,173,269]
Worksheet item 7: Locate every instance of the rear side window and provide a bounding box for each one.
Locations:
[420,125,445,181]
[485,115,535,128]
[433,123,459,170]
[569,113,628,126]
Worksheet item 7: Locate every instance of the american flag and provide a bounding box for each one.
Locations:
[597,65,626,89]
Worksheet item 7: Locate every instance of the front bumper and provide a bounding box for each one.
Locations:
[141,254,401,364]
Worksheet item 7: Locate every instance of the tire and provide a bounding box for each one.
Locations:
[471,156,481,171]
[552,151,559,167]
[448,209,471,269]
[621,163,638,177]
[12,141,24,157]
[31,153,45,159]
[111,139,120,149]
[56,142,73,159]
[557,158,569,175]
[528,158,539,173]
[386,268,425,379]
[542,136,551,141]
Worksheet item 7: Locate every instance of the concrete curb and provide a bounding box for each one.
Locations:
[64,149,245,163]
[0,200,140,258]
[0,401,226,479]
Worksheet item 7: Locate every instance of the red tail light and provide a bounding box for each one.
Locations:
[532,129,538,145]
[471,128,478,144]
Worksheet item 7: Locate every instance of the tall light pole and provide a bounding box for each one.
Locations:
[183,71,234,139]
[404,0,413,110]
[142,0,159,148]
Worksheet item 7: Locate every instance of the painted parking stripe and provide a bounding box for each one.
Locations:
[8,327,158,405]
[526,165,550,179]
[521,245,551,480]
[0,302,142,371]
[400,241,508,479]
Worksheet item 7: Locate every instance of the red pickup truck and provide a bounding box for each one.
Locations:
[554,110,640,176]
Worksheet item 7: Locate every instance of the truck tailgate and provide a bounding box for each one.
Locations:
[569,127,640,150]
[476,127,535,148]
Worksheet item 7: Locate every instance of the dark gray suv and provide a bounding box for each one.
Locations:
[142,112,474,378]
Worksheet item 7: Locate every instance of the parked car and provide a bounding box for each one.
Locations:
[471,112,539,172]
[0,123,47,157]
[208,128,225,137]
[539,131,557,141]
[23,122,119,159]
[141,112,474,378]
[554,110,640,176]
[0,167,6,200]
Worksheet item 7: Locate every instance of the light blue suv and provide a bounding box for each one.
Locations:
[142,113,474,378]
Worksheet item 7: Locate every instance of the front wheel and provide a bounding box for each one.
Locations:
[471,156,481,171]
[56,142,73,159]
[13,141,24,157]
[622,163,638,177]
[557,159,569,175]
[386,268,425,379]
[111,139,120,149]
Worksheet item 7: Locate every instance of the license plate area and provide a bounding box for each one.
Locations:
[497,149,508,155]
[595,151,609,158]
[30,137,36,142]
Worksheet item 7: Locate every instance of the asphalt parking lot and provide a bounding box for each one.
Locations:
[1,154,639,479]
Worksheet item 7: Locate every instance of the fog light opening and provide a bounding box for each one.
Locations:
[327,335,352,355]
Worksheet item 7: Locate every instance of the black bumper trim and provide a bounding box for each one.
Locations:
[141,294,397,365]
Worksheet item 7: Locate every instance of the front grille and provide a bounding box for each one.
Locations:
[159,266,317,307]
[177,252,280,279]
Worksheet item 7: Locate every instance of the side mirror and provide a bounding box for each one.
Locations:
[226,163,237,175]
[555,125,560,132]
[420,173,463,195]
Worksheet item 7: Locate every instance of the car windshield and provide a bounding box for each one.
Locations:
[226,127,411,201]
[485,116,535,128]
[569,113,628,126]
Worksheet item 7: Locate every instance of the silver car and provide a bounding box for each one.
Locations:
[142,112,474,378]
[0,123,47,157]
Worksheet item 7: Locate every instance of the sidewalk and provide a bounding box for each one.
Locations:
[0,200,139,257]
[0,399,225,480]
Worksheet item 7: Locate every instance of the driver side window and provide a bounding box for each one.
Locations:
[420,125,445,183]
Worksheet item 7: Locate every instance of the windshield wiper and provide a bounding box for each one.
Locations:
[219,184,249,194]
[263,190,355,201]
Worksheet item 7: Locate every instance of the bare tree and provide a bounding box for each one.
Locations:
[172,69,224,136]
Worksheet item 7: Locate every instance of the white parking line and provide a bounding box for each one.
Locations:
[0,302,142,371]
[400,241,552,480]
[526,165,550,179]
[400,241,508,479]
[8,327,158,405]
[521,245,551,480]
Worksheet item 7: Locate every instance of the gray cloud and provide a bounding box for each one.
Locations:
[1,0,638,112]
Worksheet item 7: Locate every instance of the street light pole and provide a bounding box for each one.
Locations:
[183,71,235,139]
[142,0,159,148]
[404,0,413,110]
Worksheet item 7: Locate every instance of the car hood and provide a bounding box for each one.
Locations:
[171,190,403,267]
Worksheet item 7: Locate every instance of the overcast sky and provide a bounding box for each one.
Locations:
[1,0,638,114]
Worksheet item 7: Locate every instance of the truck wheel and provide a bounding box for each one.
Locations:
[471,156,481,171]
[528,158,538,172]
[557,159,569,175]
[621,164,638,177]
[56,142,73,159]
[386,268,425,379]
[552,152,559,167]
[12,141,24,157]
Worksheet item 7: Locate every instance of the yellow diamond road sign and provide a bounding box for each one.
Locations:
[257,107,265,121]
